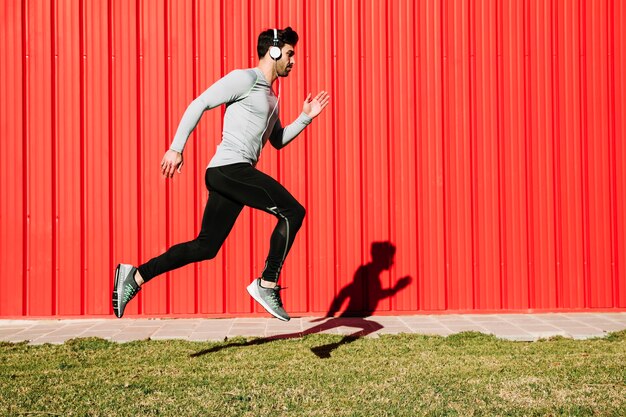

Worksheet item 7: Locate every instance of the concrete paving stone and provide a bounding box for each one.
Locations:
[233,318,270,324]
[570,319,624,328]
[6,330,56,341]
[266,327,303,335]
[435,320,479,327]
[45,326,96,337]
[195,326,234,335]
[594,314,626,321]
[230,325,267,333]
[29,337,74,345]
[372,328,413,335]
[227,329,266,337]
[264,330,303,339]
[88,324,131,332]
[187,333,227,342]
[443,325,489,333]
[76,332,113,340]
[398,318,440,326]
[363,316,404,323]
[111,333,154,342]
[500,318,545,325]
[408,328,453,336]
[158,322,201,330]
[12,323,55,331]
[334,326,370,336]
[515,325,561,332]
[122,324,164,332]
[151,328,193,336]
[0,336,27,343]
[468,316,508,323]
[562,327,607,335]
[0,329,30,337]
[416,321,454,328]
[594,323,626,332]
[430,315,471,321]
[547,323,600,331]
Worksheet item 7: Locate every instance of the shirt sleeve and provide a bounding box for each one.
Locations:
[169,69,257,153]
[268,112,313,150]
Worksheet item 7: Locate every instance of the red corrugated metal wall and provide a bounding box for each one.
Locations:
[1,0,625,317]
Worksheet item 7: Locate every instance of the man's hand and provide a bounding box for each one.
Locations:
[302,91,330,119]
[161,149,184,178]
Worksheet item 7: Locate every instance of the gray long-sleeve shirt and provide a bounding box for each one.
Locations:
[169,67,312,168]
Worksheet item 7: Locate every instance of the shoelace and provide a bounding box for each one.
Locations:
[268,286,286,308]
[123,282,140,304]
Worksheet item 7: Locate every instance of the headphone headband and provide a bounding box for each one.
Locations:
[269,28,281,60]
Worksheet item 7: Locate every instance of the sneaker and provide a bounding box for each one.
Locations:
[112,264,141,318]
[246,278,290,321]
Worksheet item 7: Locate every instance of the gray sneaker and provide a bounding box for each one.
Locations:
[246,279,290,321]
[112,264,141,318]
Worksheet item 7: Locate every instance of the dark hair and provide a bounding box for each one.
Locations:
[257,27,299,58]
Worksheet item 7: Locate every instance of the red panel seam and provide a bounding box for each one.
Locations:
[22,0,29,316]
[51,0,58,316]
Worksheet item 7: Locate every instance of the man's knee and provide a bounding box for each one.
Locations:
[294,203,306,221]
[289,203,306,227]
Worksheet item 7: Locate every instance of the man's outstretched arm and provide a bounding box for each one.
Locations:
[269,90,330,149]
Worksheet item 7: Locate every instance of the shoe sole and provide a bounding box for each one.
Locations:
[112,264,128,318]
[246,280,290,322]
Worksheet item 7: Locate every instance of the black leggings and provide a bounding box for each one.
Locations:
[137,163,305,283]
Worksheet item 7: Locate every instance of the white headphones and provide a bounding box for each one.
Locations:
[269,28,281,60]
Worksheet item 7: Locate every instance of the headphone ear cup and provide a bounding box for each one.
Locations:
[269,46,281,60]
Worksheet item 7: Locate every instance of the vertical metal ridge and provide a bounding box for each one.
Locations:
[135,0,143,314]
[357,0,365,269]
[496,0,505,310]
[331,0,339,299]
[22,0,29,316]
[191,0,199,314]
[50,0,57,316]
[107,0,114,316]
[302,0,310,313]
[467,0,482,309]
[384,0,391,309]
[164,0,170,314]
[579,0,591,308]
[80,0,87,315]
[440,0,448,309]
[523,0,533,309]
[220,0,226,314]
[413,0,420,310]
[468,0,477,310]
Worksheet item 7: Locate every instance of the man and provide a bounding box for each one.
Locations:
[112,27,330,321]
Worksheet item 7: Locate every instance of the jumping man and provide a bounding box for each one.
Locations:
[112,27,330,321]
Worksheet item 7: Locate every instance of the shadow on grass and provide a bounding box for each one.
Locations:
[192,241,412,359]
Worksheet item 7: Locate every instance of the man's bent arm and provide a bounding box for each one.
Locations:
[268,112,313,150]
[169,69,256,153]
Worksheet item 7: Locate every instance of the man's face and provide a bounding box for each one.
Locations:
[275,44,295,77]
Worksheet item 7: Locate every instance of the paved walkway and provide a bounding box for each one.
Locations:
[1,313,625,345]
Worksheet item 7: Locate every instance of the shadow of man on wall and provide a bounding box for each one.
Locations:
[191,241,411,359]
[307,241,411,358]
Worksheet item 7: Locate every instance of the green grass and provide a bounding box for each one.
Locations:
[1,331,625,416]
